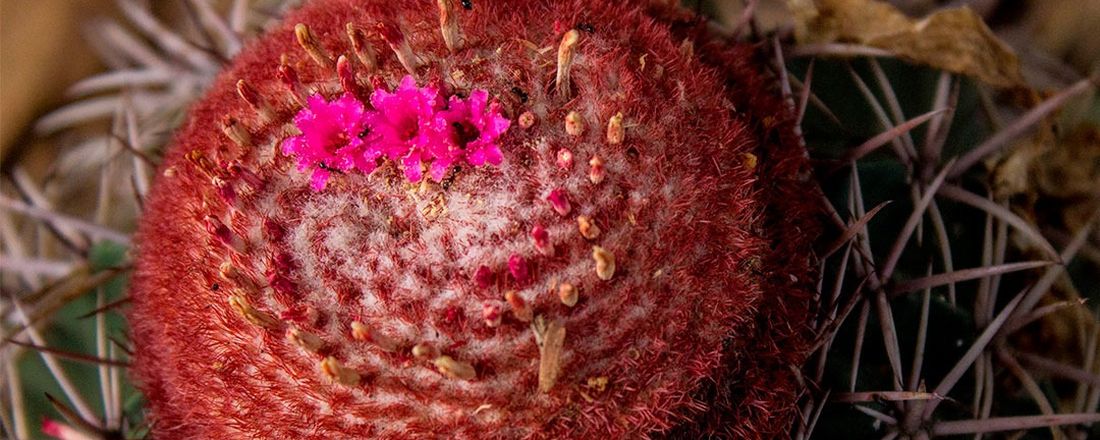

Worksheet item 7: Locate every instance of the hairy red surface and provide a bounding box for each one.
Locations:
[127,0,823,438]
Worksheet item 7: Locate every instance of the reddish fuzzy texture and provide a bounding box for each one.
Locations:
[127,0,823,438]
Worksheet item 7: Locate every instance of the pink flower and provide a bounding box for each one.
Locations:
[431,90,510,181]
[284,77,512,188]
[364,76,446,182]
[281,93,368,191]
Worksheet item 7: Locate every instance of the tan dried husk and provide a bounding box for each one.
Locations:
[993,99,1100,408]
[787,0,1025,88]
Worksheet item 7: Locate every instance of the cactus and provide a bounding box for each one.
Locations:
[123,0,821,438]
[14,2,1094,440]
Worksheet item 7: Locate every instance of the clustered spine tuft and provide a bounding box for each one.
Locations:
[125,0,823,438]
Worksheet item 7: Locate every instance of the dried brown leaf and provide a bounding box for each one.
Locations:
[788,0,1024,87]
[533,316,566,393]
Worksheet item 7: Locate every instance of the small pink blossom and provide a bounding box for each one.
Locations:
[364,76,446,182]
[281,93,368,190]
[508,254,529,284]
[474,265,495,289]
[531,224,550,252]
[546,188,571,216]
[431,90,511,181]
